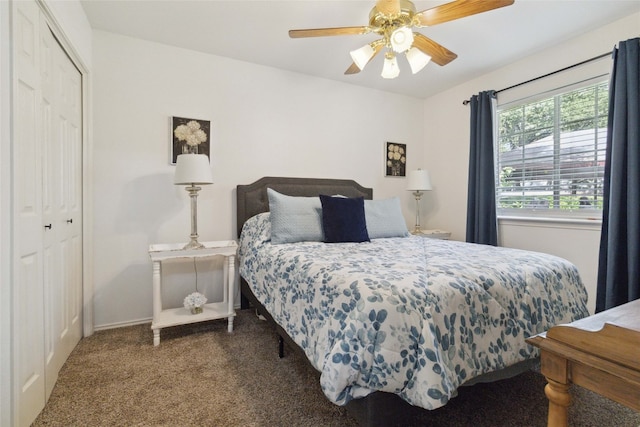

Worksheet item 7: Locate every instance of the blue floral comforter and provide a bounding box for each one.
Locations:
[238,213,589,410]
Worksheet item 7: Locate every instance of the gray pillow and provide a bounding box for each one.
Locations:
[365,197,409,238]
[267,188,323,244]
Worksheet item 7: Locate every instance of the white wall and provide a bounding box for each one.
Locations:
[422,13,640,314]
[41,0,92,69]
[92,31,424,328]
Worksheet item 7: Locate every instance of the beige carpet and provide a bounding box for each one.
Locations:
[34,309,640,426]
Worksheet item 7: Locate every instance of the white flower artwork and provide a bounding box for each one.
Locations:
[385,142,406,177]
[171,116,211,164]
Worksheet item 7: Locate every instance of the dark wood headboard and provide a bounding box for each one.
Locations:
[236,176,373,238]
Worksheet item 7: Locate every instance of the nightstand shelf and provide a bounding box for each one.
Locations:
[152,301,233,330]
[411,229,451,240]
[148,240,237,346]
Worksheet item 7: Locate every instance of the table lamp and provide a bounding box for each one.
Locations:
[407,169,432,233]
[174,154,213,249]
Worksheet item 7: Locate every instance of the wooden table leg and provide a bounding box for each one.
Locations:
[544,378,571,427]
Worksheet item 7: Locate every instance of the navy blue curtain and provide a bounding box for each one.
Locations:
[596,37,640,312]
[466,91,498,246]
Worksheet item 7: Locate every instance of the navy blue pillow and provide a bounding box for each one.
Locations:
[319,195,370,243]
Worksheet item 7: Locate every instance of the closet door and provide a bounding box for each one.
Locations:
[14,2,46,425]
[41,17,83,398]
[13,1,83,424]
[52,21,83,377]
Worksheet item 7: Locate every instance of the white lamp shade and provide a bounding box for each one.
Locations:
[174,154,213,185]
[350,44,375,70]
[381,53,400,79]
[406,47,431,74]
[407,169,432,191]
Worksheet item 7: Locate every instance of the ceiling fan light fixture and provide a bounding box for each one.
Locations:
[406,47,431,74]
[290,0,515,78]
[350,44,376,70]
[390,27,414,53]
[381,52,400,79]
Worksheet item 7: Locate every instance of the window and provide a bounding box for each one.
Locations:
[496,81,608,218]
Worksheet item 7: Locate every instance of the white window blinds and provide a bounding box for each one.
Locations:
[496,80,608,217]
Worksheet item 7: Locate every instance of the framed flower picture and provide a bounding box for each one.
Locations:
[170,116,211,164]
[385,142,406,177]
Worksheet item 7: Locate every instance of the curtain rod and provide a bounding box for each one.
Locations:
[462,51,612,105]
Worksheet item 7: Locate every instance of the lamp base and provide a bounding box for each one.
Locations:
[412,190,424,235]
[183,238,205,250]
[183,184,205,250]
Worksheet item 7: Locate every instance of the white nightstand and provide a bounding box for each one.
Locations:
[148,240,238,346]
[411,229,452,240]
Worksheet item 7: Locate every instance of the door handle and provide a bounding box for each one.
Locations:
[67,218,73,224]
[44,224,52,230]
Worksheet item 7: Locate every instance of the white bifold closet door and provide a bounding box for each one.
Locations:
[13,1,83,425]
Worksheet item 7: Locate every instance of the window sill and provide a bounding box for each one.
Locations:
[498,215,602,230]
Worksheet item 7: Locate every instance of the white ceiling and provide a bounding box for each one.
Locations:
[80,0,640,99]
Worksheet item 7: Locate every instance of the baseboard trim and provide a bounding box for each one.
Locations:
[93,317,151,331]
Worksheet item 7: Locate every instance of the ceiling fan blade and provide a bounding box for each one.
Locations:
[344,41,384,75]
[416,0,514,27]
[412,33,457,66]
[289,26,369,38]
[345,63,362,75]
[375,0,401,16]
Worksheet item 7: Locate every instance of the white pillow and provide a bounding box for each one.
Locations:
[267,188,323,244]
[267,190,409,243]
[364,197,409,238]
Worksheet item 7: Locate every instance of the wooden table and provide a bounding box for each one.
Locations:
[527,299,640,427]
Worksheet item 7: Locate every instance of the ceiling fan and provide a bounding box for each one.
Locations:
[289,0,515,78]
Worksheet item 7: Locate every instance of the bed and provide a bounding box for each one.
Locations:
[236,176,589,425]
